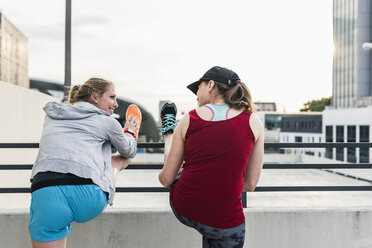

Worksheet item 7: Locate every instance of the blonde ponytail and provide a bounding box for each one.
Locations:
[67,78,113,104]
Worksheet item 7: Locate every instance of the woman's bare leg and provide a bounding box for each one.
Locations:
[111,154,132,182]
[31,237,67,248]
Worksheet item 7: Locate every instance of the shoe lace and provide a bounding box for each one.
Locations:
[160,114,176,133]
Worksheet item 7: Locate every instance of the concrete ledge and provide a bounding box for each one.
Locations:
[246,208,372,248]
[2,208,372,248]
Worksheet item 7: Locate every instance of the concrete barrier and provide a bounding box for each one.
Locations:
[0,81,59,143]
[2,208,372,248]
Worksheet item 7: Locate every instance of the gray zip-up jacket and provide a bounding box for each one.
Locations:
[31,101,137,205]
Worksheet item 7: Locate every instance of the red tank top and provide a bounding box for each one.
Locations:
[170,109,255,228]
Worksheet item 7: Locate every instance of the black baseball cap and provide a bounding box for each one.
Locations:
[187,66,240,95]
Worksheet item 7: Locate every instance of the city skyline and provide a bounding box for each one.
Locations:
[1,0,333,119]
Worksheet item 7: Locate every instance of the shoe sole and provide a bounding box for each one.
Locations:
[125,104,142,137]
[161,102,177,119]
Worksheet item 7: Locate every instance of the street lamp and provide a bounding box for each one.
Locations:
[362,42,372,51]
[64,0,71,102]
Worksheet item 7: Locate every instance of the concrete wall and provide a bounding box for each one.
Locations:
[2,208,372,248]
[0,81,59,165]
[0,81,59,143]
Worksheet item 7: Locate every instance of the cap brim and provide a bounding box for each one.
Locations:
[187,81,201,95]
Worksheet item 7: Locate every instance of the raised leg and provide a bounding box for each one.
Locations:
[160,102,177,164]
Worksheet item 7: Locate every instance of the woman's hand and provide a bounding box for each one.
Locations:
[123,117,139,136]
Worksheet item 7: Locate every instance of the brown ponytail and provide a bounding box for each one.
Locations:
[215,80,254,111]
[68,78,113,104]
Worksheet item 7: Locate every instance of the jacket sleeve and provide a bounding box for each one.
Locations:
[104,117,137,158]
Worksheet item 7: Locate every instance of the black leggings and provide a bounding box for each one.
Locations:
[170,203,245,248]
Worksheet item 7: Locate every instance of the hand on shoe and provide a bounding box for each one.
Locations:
[123,117,139,137]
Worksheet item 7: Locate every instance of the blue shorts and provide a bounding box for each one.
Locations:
[29,184,108,242]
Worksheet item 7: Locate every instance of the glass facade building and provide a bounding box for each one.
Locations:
[325,0,372,163]
[333,0,372,108]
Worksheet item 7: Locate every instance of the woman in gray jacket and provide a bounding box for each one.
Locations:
[29,78,140,248]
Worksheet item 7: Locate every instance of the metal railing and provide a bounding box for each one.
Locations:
[1,142,372,208]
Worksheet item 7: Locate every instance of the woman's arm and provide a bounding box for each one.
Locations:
[158,114,189,187]
[106,117,137,158]
[243,112,264,192]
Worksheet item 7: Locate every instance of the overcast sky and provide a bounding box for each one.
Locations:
[1,0,333,119]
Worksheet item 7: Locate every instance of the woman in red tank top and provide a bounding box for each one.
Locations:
[159,66,264,248]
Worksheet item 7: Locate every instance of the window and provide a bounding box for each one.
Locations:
[336,126,344,161]
[347,126,356,142]
[360,125,370,163]
[265,114,282,131]
[336,126,344,142]
[360,125,369,142]
[295,136,303,143]
[347,148,356,163]
[347,126,356,163]
[325,126,333,159]
[326,126,333,142]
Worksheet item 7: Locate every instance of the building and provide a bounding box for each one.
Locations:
[323,0,372,163]
[254,102,277,112]
[256,112,320,143]
[0,12,28,88]
[255,112,282,142]
[280,114,323,157]
[332,0,371,109]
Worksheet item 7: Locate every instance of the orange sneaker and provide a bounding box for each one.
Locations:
[125,104,142,138]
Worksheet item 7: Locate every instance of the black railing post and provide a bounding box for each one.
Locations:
[241,192,247,208]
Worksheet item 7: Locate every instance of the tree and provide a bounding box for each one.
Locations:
[300,97,331,112]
